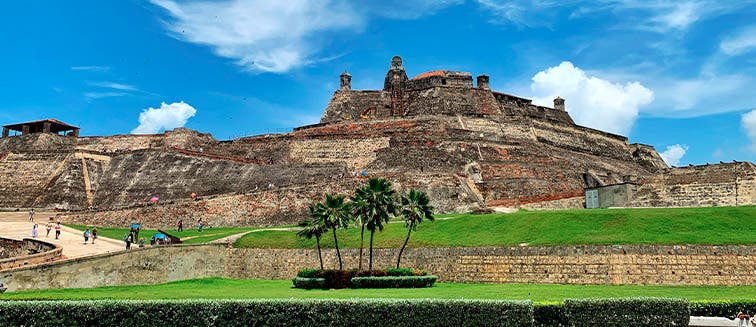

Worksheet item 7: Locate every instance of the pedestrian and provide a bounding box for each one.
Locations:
[92,227,98,244]
[197,218,203,232]
[177,219,183,232]
[45,221,52,237]
[31,223,38,238]
[55,222,61,239]
[125,233,133,250]
[83,228,90,244]
[28,208,34,221]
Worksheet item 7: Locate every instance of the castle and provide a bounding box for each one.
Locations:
[0,56,753,228]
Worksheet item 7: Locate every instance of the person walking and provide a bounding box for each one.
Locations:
[55,222,61,239]
[125,233,133,250]
[197,218,203,232]
[28,208,35,221]
[45,221,52,237]
[83,228,90,244]
[31,223,38,238]
[177,219,183,232]
[91,227,98,244]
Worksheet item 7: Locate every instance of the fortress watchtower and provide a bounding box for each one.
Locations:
[2,119,79,138]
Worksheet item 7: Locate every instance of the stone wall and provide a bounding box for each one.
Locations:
[628,162,756,207]
[3,244,756,291]
[0,244,225,291]
[0,238,62,271]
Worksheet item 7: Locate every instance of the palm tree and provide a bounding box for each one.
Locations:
[396,189,434,269]
[296,213,328,270]
[312,194,350,270]
[350,194,369,270]
[359,178,398,272]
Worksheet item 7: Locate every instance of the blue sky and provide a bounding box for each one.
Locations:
[1,1,755,165]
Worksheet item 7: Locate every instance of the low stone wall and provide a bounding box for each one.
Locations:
[0,244,225,292]
[3,243,756,291]
[519,196,584,210]
[0,238,62,271]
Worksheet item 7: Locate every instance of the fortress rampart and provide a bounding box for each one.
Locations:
[0,56,751,227]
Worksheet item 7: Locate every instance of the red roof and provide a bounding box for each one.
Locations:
[412,70,446,80]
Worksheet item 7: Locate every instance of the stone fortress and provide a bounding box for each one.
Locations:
[0,56,754,229]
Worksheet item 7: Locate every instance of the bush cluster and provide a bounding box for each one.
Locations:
[350,275,438,288]
[564,297,690,327]
[690,300,756,318]
[291,277,326,290]
[533,302,568,327]
[295,268,429,289]
[0,299,532,327]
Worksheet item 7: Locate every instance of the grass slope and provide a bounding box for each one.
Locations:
[3,278,756,302]
[66,224,256,245]
[235,206,756,248]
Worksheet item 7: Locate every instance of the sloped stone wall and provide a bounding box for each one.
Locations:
[628,162,756,207]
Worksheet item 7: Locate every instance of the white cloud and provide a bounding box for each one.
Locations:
[646,2,701,31]
[721,25,756,56]
[659,144,689,166]
[71,66,110,72]
[150,0,362,73]
[150,0,462,73]
[84,92,129,100]
[88,82,138,91]
[131,101,197,134]
[528,61,654,135]
[743,109,756,152]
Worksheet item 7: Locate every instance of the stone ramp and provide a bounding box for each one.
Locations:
[0,212,123,260]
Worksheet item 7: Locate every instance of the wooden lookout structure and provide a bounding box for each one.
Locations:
[2,119,80,138]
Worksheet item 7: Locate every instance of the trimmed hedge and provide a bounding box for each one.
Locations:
[690,300,756,319]
[534,302,568,327]
[564,297,690,327]
[0,299,533,327]
[350,275,438,288]
[291,277,326,290]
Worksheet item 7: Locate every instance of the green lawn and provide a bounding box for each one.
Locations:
[235,206,756,248]
[3,278,755,303]
[66,224,256,244]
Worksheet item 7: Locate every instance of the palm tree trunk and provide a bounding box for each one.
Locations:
[396,226,413,269]
[368,229,375,273]
[358,223,365,270]
[333,228,342,270]
[316,236,323,270]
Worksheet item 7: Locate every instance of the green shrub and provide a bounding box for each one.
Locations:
[534,302,568,327]
[0,299,533,327]
[564,297,689,327]
[690,300,756,319]
[291,277,326,289]
[350,276,438,288]
[296,269,429,288]
[386,268,427,276]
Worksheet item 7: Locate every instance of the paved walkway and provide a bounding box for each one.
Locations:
[0,211,123,259]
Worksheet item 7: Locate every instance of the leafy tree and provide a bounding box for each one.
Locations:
[357,178,398,272]
[312,194,350,270]
[396,189,434,269]
[296,213,327,270]
[350,193,369,270]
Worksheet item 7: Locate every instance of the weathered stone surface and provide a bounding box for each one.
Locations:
[3,244,756,291]
[628,162,756,207]
[0,56,689,227]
